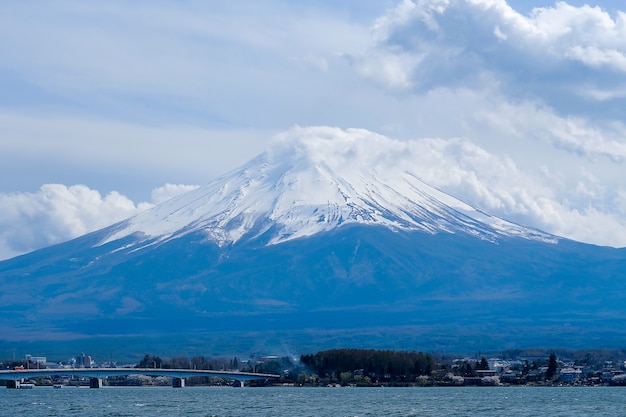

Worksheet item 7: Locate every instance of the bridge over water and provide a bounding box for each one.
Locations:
[0,368,280,388]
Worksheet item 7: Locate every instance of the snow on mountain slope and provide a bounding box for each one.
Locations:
[100,127,557,249]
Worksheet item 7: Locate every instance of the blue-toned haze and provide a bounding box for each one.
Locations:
[1,0,626,260]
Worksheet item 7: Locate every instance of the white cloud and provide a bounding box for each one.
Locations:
[567,45,626,72]
[151,184,200,205]
[616,189,626,215]
[278,125,626,247]
[288,126,618,239]
[353,0,626,115]
[0,183,197,261]
[353,50,421,89]
[467,93,626,162]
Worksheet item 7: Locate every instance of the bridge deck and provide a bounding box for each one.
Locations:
[0,368,279,382]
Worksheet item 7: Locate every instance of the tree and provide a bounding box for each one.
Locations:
[454,360,474,377]
[170,356,190,369]
[137,354,163,369]
[340,371,352,385]
[547,353,558,379]
[477,357,489,371]
[297,373,308,385]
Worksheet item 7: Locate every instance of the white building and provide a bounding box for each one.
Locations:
[25,354,46,365]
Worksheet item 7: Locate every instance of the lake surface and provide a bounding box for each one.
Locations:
[2,386,626,416]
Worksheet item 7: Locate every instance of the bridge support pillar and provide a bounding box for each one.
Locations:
[89,378,102,389]
[173,377,185,388]
[6,380,20,389]
[237,380,244,388]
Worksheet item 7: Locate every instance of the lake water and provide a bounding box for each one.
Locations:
[2,386,626,416]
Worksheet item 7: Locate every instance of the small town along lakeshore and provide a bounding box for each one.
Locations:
[3,348,626,388]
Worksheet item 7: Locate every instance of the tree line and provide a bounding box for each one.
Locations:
[301,348,436,381]
[136,354,240,371]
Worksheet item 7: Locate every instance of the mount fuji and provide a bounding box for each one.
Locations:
[1,128,625,358]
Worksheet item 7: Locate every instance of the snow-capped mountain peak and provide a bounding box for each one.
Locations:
[100,127,556,248]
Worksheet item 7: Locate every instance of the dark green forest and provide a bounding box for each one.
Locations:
[301,348,436,379]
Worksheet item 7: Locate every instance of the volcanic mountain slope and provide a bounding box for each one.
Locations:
[98,128,556,250]
[1,128,625,356]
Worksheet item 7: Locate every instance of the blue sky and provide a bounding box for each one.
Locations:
[1,0,626,259]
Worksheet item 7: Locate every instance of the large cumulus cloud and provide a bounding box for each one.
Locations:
[0,183,197,260]
[356,0,626,114]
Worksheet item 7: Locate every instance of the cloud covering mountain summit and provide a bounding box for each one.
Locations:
[100,126,556,250]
